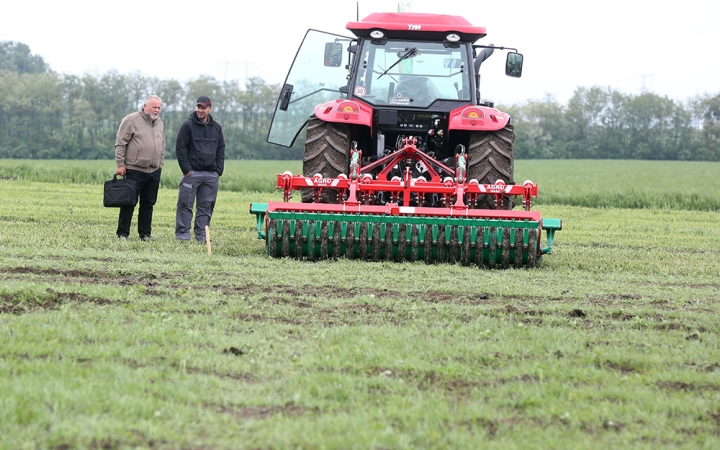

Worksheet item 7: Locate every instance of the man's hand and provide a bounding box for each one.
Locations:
[116,166,126,176]
[184,171,192,176]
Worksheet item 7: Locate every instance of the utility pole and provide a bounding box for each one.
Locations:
[243,58,259,85]
[397,2,413,12]
[215,58,261,87]
[639,74,654,94]
[220,59,245,82]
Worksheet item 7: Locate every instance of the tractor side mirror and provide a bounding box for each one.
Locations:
[324,42,343,67]
[505,52,524,78]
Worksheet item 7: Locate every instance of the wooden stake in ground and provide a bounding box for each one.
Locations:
[205,225,211,256]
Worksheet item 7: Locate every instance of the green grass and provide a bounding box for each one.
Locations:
[2,159,720,211]
[1,160,720,449]
[530,160,720,211]
[0,159,291,193]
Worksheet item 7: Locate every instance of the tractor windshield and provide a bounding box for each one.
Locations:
[351,40,471,107]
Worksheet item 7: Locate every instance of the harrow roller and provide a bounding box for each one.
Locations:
[255,208,554,268]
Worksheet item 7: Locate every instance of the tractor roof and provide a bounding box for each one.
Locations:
[346,12,487,42]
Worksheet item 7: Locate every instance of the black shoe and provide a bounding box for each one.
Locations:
[140,235,153,241]
[117,235,129,241]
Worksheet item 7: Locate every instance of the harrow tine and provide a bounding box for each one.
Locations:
[281,220,291,257]
[359,221,369,260]
[410,224,420,262]
[371,222,381,262]
[268,219,278,257]
[383,222,393,261]
[294,220,304,259]
[462,225,471,266]
[332,220,342,259]
[397,222,407,262]
[514,228,524,269]
[449,226,459,263]
[475,226,486,268]
[424,223,434,264]
[527,228,538,268]
[320,220,330,260]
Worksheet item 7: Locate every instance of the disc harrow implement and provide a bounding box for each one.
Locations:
[250,143,561,268]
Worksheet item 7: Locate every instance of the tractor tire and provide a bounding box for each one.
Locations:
[302,115,350,203]
[467,124,515,210]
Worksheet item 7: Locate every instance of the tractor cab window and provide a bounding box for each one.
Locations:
[352,40,471,107]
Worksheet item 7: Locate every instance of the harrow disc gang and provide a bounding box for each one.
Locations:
[264,212,543,268]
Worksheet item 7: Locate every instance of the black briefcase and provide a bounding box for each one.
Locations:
[103,175,138,207]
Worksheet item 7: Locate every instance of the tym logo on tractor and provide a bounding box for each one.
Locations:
[250,11,562,268]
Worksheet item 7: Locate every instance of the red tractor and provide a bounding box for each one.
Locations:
[251,12,561,268]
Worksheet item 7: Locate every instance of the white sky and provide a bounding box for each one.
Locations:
[3,0,719,105]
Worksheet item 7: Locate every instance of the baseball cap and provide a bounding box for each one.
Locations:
[196,96,212,107]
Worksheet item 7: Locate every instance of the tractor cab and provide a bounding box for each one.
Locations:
[267,12,523,154]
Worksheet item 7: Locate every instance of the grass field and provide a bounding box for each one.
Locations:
[1,159,720,449]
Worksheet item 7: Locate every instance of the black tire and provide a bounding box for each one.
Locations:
[302,115,351,203]
[467,125,515,210]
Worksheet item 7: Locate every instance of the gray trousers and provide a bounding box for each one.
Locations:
[175,171,219,241]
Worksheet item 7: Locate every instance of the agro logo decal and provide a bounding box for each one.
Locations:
[389,93,410,104]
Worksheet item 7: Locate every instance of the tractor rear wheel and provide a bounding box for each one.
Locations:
[302,115,350,203]
[467,124,515,210]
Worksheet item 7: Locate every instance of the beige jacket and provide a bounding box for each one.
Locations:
[114,109,165,173]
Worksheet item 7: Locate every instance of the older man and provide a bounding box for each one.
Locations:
[114,95,165,241]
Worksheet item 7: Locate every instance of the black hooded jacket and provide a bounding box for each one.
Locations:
[176,111,225,175]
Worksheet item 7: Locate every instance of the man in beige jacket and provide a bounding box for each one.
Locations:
[114,95,165,240]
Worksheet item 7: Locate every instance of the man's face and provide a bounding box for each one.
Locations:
[143,98,162,119]
[196,104,211,121]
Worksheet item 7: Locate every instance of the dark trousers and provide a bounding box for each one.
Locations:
[175,171,219,241]
[116,168,162,238]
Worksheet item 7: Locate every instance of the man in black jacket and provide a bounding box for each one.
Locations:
[175,96,225,242]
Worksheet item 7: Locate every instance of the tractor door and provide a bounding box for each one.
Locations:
[267,29,353,147]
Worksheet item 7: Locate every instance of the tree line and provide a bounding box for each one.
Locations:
[0,41,297,160]
[1,40,719,161]
[506,87,720,161]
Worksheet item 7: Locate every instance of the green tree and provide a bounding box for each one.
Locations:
[623,93,683,159]
[565,86,611,158]
[0,72,63,158]
[505,95,568,159]
[1,45,718,162]
[693,93,720,160]
[0,41,49,74]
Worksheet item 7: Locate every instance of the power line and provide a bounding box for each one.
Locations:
[639,74,654,94]
[215,58,259,83]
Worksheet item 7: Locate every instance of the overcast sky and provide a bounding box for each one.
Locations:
[3,0,719,105]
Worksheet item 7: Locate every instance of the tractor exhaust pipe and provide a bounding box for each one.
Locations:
[474,43,494,73]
